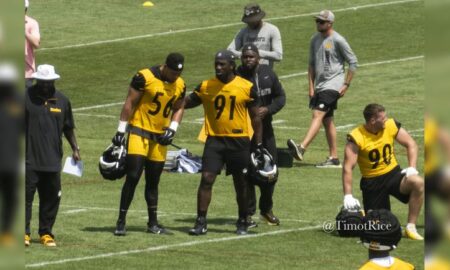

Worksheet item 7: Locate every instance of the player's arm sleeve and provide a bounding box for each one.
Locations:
[337,37,358,71]
[227,30,244,58]
[184,84,202,109]
[258,26,283,61]
[267,73,286,115]
[129,72,146,92]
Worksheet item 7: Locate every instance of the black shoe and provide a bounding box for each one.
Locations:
[287,139,305,161]
[260,211,280,226]
[247,216,258,229]
[236,218,248,235]
[114,219,126,236]
[189,217,207,236]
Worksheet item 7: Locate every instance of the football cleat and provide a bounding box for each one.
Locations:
[189,217,207,236]
[260,211,280,226]
[40,234,56,247]
[236,218,248,235]
[114,219,126,236]
[147,224,168,235]
[25,234,31,247]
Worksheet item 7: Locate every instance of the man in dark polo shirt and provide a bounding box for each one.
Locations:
[25,64,80,247]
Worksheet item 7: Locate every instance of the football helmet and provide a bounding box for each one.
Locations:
[250,148,278,183]
[99,144,127,180]
[335,206,365,237]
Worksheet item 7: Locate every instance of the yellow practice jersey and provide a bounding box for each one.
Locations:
[129,66,186,134]
[359,258,414,270]
[193,76,256,137]
[424,116,439,175]
[348,118,400,178]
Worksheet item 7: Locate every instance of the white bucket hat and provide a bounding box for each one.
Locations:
[32,64,60,81]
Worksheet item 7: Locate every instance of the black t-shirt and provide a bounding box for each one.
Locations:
[236,64,286,128]
[25,86,75,172]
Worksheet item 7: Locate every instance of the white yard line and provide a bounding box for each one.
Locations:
[37,0,420,52]
[25,225,322,268]
[71,55,424,113]
[61,209,87,214]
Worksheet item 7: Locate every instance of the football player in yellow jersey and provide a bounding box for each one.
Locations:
[342,104,424,240]
[111,53,186,236]
[184,50,264,235]
[359,209,415,270]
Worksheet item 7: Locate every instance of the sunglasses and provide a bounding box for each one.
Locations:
[315,19,328,24]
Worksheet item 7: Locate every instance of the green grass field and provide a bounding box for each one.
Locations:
[25,0,424,269]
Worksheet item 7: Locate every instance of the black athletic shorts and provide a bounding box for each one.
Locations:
[202,136,251,176]
[360,166,410,211]
[309,90,340,118]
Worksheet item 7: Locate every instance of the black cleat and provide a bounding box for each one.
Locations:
[236,218,248,235]
[189,216,208,236]
[147,223,168,235]
[247,216,258,229]
[114,219,126,236]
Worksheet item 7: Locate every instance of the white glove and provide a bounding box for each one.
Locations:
[343,194,360,210]
[401,167,419,177]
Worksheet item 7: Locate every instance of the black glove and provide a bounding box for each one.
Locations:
[158,128,176,146]
[112,131,125,146]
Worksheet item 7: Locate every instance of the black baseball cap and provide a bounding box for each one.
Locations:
[242,3,266,23]
[241,43,259,55]
[165,53,184,71]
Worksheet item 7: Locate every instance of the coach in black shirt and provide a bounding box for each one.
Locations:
[25,64,80,247]
[237,44,286,226]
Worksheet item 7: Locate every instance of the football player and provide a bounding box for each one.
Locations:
[184,50,264,235]
[236,44,285,227]
[112,53,186,236]
[342,103,424,240]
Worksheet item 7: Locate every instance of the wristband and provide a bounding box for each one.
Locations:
[117,120,128,133]
[169,121,179,132]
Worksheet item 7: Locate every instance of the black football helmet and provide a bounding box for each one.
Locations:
[250,148,278,183]
[99,144,127,180]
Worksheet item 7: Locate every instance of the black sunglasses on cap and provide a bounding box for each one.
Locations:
[315,19,328,24]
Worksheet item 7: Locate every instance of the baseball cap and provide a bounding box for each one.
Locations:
[241,43,259,55]
[360,209,402,251]
[165,53,184,71]
[216,50,236,63]
[242,3,266,23]
[314,10,335,23]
